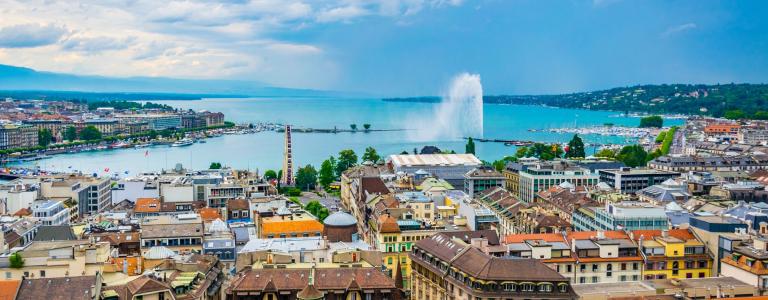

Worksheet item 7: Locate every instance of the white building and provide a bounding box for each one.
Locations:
[32,199,69,226]
[111,177,159,204]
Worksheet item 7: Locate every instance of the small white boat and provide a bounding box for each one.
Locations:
[171,139,194,147]
[135,143,150,148]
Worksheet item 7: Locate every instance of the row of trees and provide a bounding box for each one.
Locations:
[349,124,372,131]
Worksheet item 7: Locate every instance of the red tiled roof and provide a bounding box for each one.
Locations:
[0,280,20,300]
[630,229,695,241]
[567,230,628,240]
[134,198,161,213]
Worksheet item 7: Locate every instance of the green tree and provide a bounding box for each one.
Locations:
[595,148,617,159]
[264,170,278,181]
[491,156,517,172]
[209,162,222,169]
[305,200,330,221]
[350,124,357,131]
[9,252,23,268]
[565,134,586,158]
[363,124,371,131]
[295,164,318,191]
[655,131,667,144]
[616,145,648,167]
[147,129,158,140]
[525,143,563,160]
[638,115,663,128]
[724,109,746,120]
[465,137,476,154]
[64,126,78,142]
[319,157,336,188]
[79,125,102,140]
[335,149,358,176]
[400,150,409,155]
[660,126,677,155]
[38,128,53,147]
[362,146,381,163]
[515,146,528,158]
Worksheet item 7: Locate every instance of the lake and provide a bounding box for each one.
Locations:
[15,98,683,175]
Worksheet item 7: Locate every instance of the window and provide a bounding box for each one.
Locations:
[40,270,45,277]
[566,265,572,272]
[579,277,586,284]
[580,264,586,272]
[698,260,707,268]
[621,263,627,270]
[592,276,599,283]
[5,272,10,279]
[592,264,598,272]
[698,272,705,278]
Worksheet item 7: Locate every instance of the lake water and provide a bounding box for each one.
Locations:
[15,98,682,175]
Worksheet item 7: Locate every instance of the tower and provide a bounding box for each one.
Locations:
[282,124,294,185]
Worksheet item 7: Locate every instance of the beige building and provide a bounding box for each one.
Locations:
[0,240,110,280]
[140,214,204,255]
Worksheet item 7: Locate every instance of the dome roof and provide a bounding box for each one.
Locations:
[323,211,357,226]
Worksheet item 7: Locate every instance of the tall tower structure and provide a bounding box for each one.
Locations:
[281,124,294,185]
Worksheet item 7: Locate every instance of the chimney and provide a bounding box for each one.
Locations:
[761,222,768,235]
[661,230,669,238]
[596,230,605,240]
[470,238,489,253]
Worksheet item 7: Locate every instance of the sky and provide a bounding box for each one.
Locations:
[0,0,766,96]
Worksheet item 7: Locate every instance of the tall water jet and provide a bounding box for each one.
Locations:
[408,73,483,141]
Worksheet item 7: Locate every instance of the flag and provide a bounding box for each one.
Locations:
[144,150,149,157]
[104,167,110,173]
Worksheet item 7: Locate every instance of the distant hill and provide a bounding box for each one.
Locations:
[384,83,768,118]
[0,64,349,98]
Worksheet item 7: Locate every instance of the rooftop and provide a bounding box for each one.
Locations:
[388,153,482,167]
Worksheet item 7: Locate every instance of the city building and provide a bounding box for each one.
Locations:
[203,219,236,264]
[503,233,577,281]
[536,183,599,224]
[140,214,205,254]
[502,157,539,197]
[648,155,768,172]
[31,199,70,226]
[572,276,759,299]
[410,232,574,300]
[631,229,712,280]
[0,239,110,279]
[518,161,599,203]
[257,210,324,239]
[387,153,482,187]
[111,176,159,204]
[39,175,112,216]
[572,202,668,231]
[322,211,358,242]
[636,179,691,204]
[567,230,643,284]
[721,237,768,292]
[0,124,38,150]
[226,265,401,300]
[16,275,102,300]
[113,113,182,130]
[598,167,680,194]
[79,119,119,136]
[463,166,505,196]
[473,187,527,236]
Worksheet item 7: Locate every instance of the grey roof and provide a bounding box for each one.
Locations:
[33,225,76,241]
[323,211,356,226]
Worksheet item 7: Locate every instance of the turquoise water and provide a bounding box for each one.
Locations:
[16,98,682,175]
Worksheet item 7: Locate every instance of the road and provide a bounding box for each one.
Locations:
[298,191,341,212]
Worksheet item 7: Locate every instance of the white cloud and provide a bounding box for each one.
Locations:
[0,23,68,48]
[317,5,370,23]
[661,23,697,38]
[0,0,465,88]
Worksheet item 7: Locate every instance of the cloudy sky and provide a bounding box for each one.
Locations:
[0,0,766,95]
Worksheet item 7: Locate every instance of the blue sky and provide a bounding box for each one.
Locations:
[0,0,766,96]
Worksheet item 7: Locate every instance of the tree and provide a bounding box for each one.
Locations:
[616,145,648,167]
[655,131,667,144]
[724,109,746,120]
[400,151,409,155]
[362,146,380,163]
[147,129,158,140]
[9,252,23,268]
[595,148,616,159]
[565,134,586,158]
[525,143,563,160]
[491,156,517,172]
[277,170,283,189]
[638,115,663,128]
[350,124,357,131]
[319,157,336,189]
[38,128,53,147]
[305,200,330,221]
[264,170,278,181]
[465,137,476,154]
[515,146,528,158]
[64,126,78,142]
[363,124,371,131]
[335,149,358,176]
[79,125,102,140]
[295,164,318,191]
[209,162,222,169]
